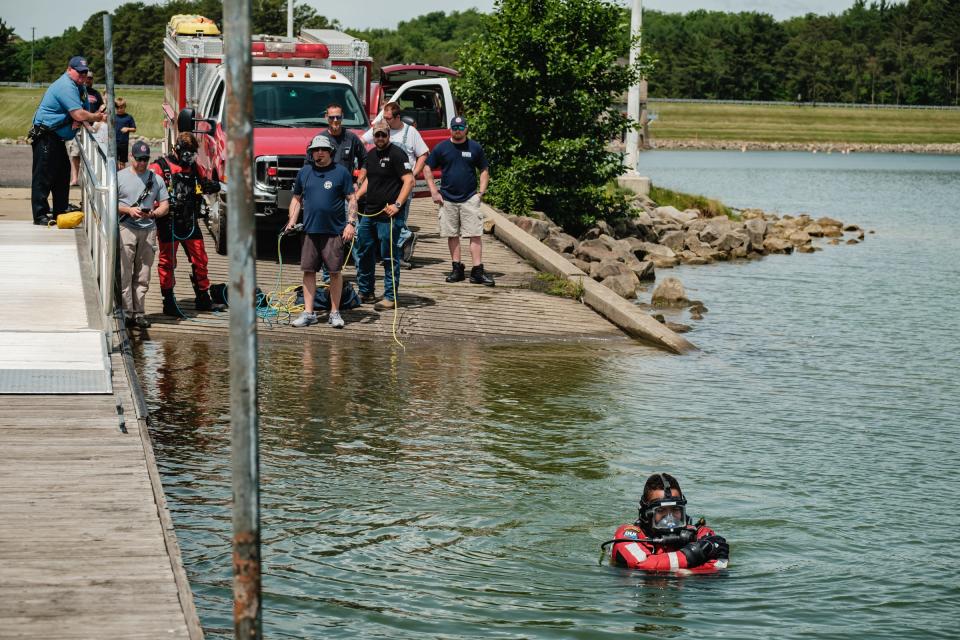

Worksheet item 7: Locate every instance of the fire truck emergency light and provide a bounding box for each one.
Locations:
[251,41,330,59]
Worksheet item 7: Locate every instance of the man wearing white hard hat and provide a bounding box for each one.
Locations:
[286,134,358,328]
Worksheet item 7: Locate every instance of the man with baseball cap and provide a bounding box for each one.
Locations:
[354,120,414,311]
[424,116,493,285]
[29,55,107,225]
[285,134,358,328]
[117,141,169,329]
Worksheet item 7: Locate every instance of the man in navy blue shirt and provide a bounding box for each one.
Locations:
[30,55,107,225]
[424,116,493,286]
[286,134,358,329]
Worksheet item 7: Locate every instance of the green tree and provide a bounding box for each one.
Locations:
[455,0,651,231]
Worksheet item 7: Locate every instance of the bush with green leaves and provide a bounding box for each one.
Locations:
[456,0,652,233]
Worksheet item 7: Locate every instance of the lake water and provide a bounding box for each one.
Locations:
[138,151,960,638]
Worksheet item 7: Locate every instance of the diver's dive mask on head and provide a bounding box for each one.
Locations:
[637,474,691,535]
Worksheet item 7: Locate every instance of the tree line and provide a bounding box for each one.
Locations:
[638,0,960,106]
[1,0,957,106]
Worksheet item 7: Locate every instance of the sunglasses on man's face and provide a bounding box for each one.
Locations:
[373,132,389,138]
[327,115,343,121]
[451,125,466,131]
[133,156,149,162]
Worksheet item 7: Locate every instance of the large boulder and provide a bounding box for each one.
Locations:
[632,260,656,281]
[714,230,749,253]
[763,237,795,254]
[655,205,699,225]
[591,259,634,280]
[744,218,767,247]
[699,217,733,245]
[568,257,592,273]
[652,277,688,305]
[576,243,616,263]
[543,231,576,254]
[803,223,825,237]
[511,216,550,240]
[649,254,679,269]
[679,251,709,266]
[685,218,710,234]
[620,236,648,254]
[602,273,640,299]
[788,230,812,246]
[597,233,622,252]
[816,216,843,228]
[659,229,686,253]
[632,242,676,261]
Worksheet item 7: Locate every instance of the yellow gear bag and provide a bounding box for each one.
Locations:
[53,211,84,229]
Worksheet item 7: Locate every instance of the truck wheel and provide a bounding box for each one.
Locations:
[210,194,228,255]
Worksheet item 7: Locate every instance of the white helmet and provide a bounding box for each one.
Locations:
[307,134,335,152]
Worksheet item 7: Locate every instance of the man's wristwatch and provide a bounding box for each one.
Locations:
[348,219,357,227]
[394,201,402,209]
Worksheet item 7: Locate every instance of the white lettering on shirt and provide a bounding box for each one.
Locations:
[461,151,473,158]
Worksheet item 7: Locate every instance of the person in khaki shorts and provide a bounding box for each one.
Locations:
[424,116,493,286]
[117,140,169,329]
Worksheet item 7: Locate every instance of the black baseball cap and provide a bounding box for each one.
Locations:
[131,140,150,160]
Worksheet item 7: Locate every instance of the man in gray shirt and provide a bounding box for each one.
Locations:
[117,140,169,329]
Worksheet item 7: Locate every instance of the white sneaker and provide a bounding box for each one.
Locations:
[328,311,345,328]
[292,311,318,327]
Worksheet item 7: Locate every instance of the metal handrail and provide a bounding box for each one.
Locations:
[77,126,118,318]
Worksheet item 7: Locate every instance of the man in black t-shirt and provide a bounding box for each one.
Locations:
[354,120,414,311]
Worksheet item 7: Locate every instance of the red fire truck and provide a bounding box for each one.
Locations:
[162,16,458,254]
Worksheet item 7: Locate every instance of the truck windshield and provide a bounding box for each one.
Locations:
[253,82,368,129]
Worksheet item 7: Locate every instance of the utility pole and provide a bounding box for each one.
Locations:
[624,0,642,172]
[29,27,34,85]
[224,0,261,637]
[287,0,294,38]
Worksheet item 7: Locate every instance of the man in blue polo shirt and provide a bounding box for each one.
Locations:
[30,56,107,225]
[285,134,358,329]
[424,116,493,286]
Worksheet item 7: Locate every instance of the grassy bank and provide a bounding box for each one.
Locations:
[0,87,165,140]
[648,185,733,219]
[648,101,960,145]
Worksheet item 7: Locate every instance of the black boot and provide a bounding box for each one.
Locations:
[161,288,181,317]
[445,261,466,283]
[469,264,495,286]
[192,276,227,312]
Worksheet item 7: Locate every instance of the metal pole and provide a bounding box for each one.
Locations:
[30,27,34,85]
[624,0,642,172]
[224,0,261,637]
[102,14,118,317]
[287,0,294,38]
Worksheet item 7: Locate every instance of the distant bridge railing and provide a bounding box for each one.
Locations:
[76,127,118,318]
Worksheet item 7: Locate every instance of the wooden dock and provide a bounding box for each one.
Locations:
[144,198,627,343]
[0,221,201,638]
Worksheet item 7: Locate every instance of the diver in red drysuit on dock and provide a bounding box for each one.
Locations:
[609,473,729,573]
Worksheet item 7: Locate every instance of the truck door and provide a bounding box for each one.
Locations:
[386,78,457,152]
[195,73,226,182]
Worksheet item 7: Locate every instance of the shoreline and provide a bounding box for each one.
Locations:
[646,138,960,155]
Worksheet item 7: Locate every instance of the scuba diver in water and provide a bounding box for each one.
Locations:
[606,473,729,573]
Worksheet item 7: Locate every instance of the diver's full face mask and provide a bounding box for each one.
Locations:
[178,150,196,165]
[649,501,687,532]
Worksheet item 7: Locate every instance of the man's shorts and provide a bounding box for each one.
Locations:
[438,194,483,238]
[66,139,80,159]
[117,142,129,163]
[301,233,345,274]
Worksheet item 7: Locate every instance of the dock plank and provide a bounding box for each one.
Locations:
[0,222,199,638]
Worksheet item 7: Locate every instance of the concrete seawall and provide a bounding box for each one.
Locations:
[482,204,696,354]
